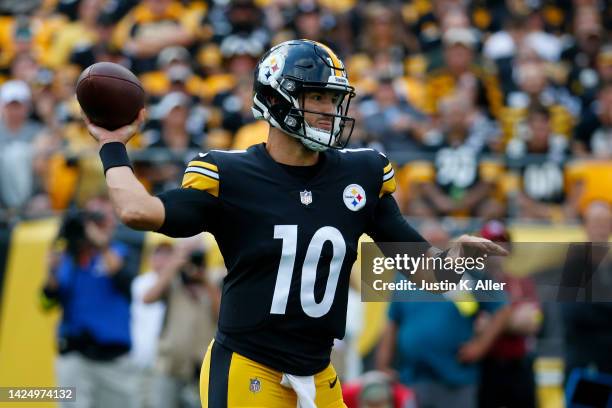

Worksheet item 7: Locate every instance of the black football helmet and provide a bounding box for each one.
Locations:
[252,39,356,151]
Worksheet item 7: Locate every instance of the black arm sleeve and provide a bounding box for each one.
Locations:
[155,188,219,238]
[366,194,429,244]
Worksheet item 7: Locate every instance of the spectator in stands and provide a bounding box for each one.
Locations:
[130,242,173,408]
[376,222,510,408]
[214,35,263,132]
[207,0,269,46]
[483,15,528,62]
[358,3,415,68]
[425,26,503,118]
[142,92,200,193]
[573,81,612,159]
[291,2,334,50]
[561,6,604,109]
[142,237,220,408]
[359,76,430,153]
[511,4,562,63]
[68,13,126,70]
[560,201,612,381]
[40,196,138,408]
[9,51,40,85]
[424,93,501,153]
[506,58,580,119]
[409,0,470,54]
[111,0,201,74]
[423,5,478,71]
[477,220,541,408]
[505,105,573,220]
[406,95,504,218]
[140,46,203,102]
[597,46,612,92]
[46,0,105,69]
[0,80,43,217]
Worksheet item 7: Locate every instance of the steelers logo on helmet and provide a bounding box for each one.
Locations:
[252,39,356,152]
[343,184,366,211]
[257,51,286,86]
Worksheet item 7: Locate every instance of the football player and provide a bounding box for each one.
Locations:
[87,39,506,407]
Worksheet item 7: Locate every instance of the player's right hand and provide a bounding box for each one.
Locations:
[85,108,146,146]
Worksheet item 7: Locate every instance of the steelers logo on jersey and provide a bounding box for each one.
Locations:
[343,184,366,211]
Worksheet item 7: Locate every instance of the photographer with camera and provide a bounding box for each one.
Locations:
[40,196,138,408]
[142,237,220,408]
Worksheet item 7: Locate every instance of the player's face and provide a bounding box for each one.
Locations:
[302,90,342,131]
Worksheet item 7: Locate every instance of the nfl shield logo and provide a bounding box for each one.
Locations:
[249,378,262,393]
[300,190,313,206]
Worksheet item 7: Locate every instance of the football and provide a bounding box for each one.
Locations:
[76,62,145,130]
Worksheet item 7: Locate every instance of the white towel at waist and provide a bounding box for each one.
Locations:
[280,373,317,408]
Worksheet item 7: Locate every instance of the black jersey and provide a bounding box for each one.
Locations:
[158,143,423,375]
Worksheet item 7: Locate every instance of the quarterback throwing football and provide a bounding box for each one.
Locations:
[87,39,505,407]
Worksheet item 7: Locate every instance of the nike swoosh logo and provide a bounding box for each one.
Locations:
[329,376,338,388]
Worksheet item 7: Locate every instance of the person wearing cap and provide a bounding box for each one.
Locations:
[201,34,264,106]
[207,35,265,147]
[477,220,540,408]
[140,46,203,100]
[0,80,44,215]
[139,92,201,194]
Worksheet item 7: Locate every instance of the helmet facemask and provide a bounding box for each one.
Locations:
[281,85,355,152]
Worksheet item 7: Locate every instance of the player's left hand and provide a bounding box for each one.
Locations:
[452,235,509,258]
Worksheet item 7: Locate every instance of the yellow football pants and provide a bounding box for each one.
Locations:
[200,340,347,407]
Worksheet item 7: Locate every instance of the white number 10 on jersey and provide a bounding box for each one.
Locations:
[271,225,346,318]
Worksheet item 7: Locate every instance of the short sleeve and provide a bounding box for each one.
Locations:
[182,152,220,197]
[379,152,397,197]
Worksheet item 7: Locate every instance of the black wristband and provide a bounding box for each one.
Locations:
[99,142,133,174]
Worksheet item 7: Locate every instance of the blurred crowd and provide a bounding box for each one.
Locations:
[0,0,610,225]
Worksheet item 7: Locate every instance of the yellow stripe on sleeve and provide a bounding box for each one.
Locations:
[383,163,393,175]
[187,160,219,173]
[380,177,397,197]
[182,172,220,197]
